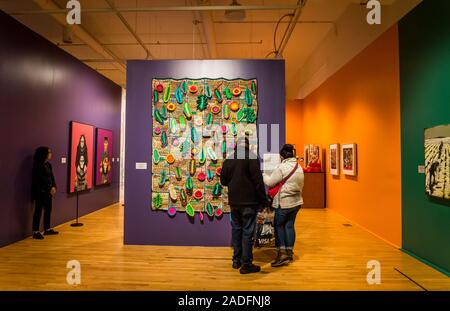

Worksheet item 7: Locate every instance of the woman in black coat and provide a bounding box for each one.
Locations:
[31,146,58,239]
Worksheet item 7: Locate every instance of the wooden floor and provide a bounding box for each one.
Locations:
[0,204,448,291]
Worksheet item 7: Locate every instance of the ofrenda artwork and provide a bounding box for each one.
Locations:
[151,78,258,218]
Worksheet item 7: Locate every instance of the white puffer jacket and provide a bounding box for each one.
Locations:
[263,157,304,209]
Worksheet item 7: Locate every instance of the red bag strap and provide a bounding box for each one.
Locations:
[280,162,299,184]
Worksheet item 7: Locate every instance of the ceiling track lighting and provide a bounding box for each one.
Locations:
[62,27,73,44]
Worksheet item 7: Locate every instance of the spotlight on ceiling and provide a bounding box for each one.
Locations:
[224,0,246,21]
[63,27,73,44]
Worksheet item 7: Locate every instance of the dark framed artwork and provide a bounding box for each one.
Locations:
[95,128,113,186]
[69,121,94,193]
[425,124,450,200]
[329,144,340,176]
[342,143,357,176]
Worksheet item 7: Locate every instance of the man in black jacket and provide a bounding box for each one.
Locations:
[220,137,269,274]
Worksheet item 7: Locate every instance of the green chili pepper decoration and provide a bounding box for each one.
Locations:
[189,159,196,176]
[251,80,257,94]
[213,131,219,143]
[206,169,214,181]
[205,85,212,99]
[153,193,163,209]
[183,102,192,120]
[206,202,214,217]
[161,131,168,148]
[153,90,159,103]
[191,126,199,143]
[245,87,253,107]
[154,109,164,125]
[163,84,171,103]
[231,122,237,136]
[236,109,246,122]
[214,89,223,103]
[153,149,161,164]
[175,87,183,104]
[222,141,227,157]
[175,166,182,181]
[180,189,187,206]
[179,115,187,131]
[161,105,168,119]
[196,95,208,111]
[212,182,222,197]
[170,118,177,134]
[199,147,206,165]
[222,103,230,120]
[185,176,194,194]
[206,112,213,128]
[181,80,187,94]
[186,202,195,217]
[207,147,218,162]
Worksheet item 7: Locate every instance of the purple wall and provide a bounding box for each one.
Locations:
[0,11,122,247]
[125,59,285,246]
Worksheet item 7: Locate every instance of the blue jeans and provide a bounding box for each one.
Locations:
[230,206,257,266]
[274,205,301,250]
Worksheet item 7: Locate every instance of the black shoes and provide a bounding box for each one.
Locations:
[33,232,44,240]
[44,229,59,235]
[232,261,242,269]
[271,250,290,267]
[240,264,261,274]
[286,249,294,261]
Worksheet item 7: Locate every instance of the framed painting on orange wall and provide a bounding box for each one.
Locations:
[329,144,340,176]
[342,143,357,176]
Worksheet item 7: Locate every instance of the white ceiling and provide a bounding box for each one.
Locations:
[0,0,356,93]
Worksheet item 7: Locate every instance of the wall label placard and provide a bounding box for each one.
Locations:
[136,162,148,170]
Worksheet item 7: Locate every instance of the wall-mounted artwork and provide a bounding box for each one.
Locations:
[151,78,258,217]
[329,144,340,176]
[303,145,309,168]
[69,121,94,193]
[425,124,450,200]
[95,128,113,186]
[304,144,322,172]
[342,143,357,176]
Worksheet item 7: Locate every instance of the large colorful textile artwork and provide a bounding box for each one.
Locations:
[151,78,258,218]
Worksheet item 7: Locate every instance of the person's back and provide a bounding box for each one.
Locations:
[221,149,267,207]
[220,138,268,274]
[271,157,304,208]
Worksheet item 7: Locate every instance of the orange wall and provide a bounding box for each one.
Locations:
[287,26,402,247]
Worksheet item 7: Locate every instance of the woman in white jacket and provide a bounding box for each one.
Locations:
[263,144,304,267]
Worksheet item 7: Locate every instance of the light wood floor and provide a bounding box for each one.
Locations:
[0,204,448,291]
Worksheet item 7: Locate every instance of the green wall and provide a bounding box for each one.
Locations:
[399,0,450,275]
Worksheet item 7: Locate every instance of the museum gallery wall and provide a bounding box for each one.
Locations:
[0,11,121,247]
[400,0,450,274]
[286,25,402,247]
[125,60,285,246]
